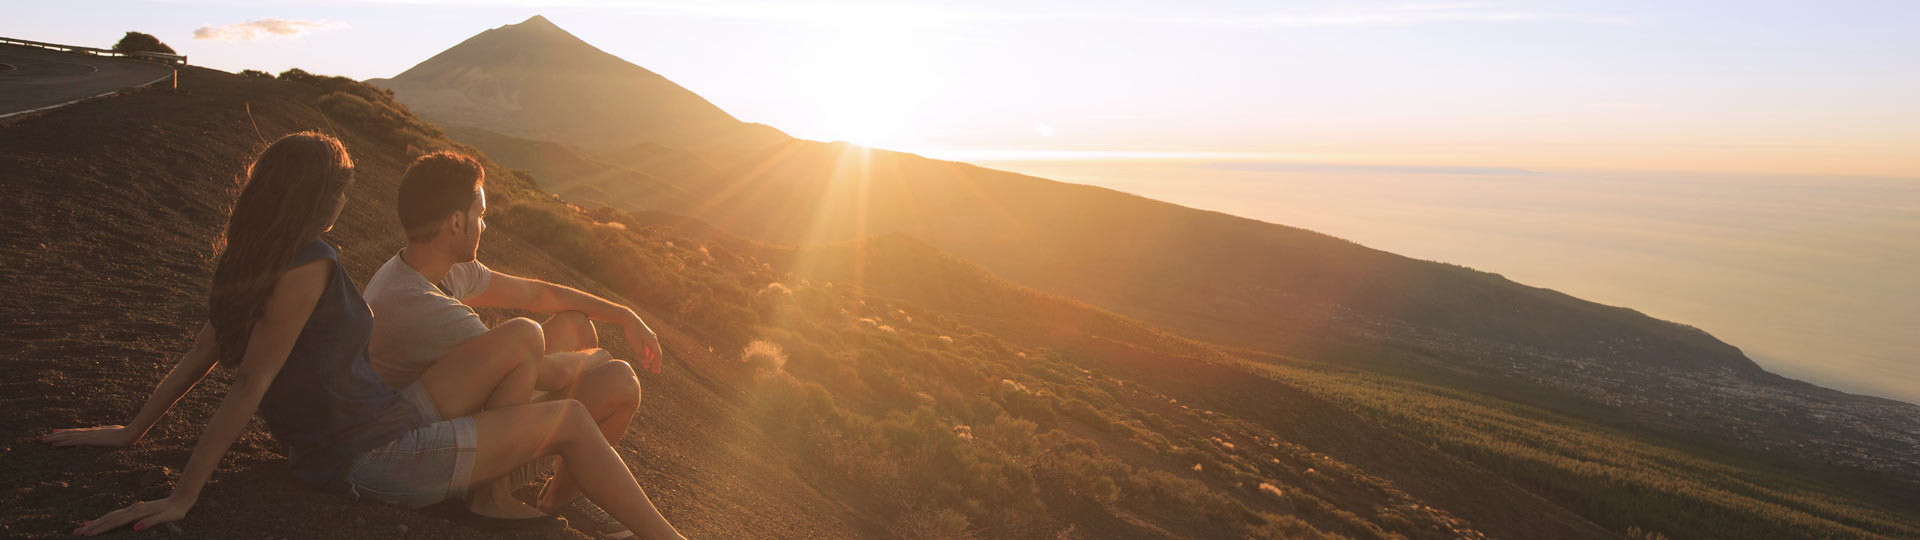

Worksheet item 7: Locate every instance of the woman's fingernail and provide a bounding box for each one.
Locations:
[134,524,144,531]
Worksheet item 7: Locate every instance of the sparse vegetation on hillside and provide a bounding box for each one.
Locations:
[1244,360,1920,540]
[492,199,1515,538]
[277,68,449,157]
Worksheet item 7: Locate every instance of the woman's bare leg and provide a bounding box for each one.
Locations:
[470,400,685,540]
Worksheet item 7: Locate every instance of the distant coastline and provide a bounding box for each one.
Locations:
[954,155,1920,404]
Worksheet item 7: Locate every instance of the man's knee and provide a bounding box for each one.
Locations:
[498,317,546,357]
[543,311,597,350]
[589,359,641,409]
[553,399,598,443]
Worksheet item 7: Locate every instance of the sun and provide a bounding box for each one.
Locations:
[784,8,952,149]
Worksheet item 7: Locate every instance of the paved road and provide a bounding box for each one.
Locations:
[0,43,173,117]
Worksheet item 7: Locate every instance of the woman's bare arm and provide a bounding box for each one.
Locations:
[45,323,219,448]
[74,260,328,536]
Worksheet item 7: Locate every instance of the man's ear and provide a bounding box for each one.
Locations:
[446,211,465,236]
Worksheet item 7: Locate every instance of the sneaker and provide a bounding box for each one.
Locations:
[508,455,559,489]
[553,497,634,539]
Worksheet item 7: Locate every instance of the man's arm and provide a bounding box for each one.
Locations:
[465,271,662,372]
[45,323,219,448]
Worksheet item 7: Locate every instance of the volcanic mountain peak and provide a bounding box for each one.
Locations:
[370,14,765,151]
[391,15,634,79]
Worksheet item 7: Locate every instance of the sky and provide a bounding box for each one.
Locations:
[9,1,1919,176]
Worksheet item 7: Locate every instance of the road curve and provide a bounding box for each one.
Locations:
[0,43,174,118]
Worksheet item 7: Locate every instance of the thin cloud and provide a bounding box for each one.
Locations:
[194,18,345,41]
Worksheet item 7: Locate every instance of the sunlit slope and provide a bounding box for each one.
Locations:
[438,125,688,211]
[772,233,1920,540]
[472,130,1760,379]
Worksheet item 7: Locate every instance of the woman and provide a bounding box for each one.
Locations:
[43,132,686,539]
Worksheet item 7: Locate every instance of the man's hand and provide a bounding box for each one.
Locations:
[44,425,137,448]
[623,311,663,373]
[73,495,191,536]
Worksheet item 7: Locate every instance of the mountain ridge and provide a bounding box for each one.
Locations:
[367,15,785,152]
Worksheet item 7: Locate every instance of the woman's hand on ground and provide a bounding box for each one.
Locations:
[43,425,136,448]
[73,496,190,536]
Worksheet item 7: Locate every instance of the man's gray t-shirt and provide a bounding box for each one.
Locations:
[364,252,493,388]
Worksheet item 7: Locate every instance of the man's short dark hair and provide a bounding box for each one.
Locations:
[397,152,484,243]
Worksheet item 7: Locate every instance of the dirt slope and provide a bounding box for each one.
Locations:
[0,66,877,540]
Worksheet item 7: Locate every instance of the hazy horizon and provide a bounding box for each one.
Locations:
[937,152,1920,404]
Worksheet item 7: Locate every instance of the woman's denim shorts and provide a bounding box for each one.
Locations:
[341,382,478,509]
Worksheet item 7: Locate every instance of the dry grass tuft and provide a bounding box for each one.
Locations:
[741,339,788,373]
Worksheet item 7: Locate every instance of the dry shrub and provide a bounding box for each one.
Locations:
[758,282,793,298]
[1258,482,1284,498]
[741,339,788,373]
[891,508,978,540]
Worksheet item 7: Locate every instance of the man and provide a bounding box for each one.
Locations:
[365,152,662,539]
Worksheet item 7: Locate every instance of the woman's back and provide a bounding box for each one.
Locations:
[256,239,423,487]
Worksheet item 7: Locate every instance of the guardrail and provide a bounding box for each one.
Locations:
[0,36,188,65]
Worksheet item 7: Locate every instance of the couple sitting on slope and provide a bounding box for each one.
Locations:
[43,132,684,540]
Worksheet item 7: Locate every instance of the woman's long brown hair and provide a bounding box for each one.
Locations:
[208,132,355,368]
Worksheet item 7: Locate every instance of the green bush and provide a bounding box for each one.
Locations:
[112,31,174,55]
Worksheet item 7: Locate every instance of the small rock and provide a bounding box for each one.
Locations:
[135,466,173,488]
[398,524,409,533]
[163,522,184,535]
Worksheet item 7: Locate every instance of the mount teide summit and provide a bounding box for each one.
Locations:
[368,15,782,152]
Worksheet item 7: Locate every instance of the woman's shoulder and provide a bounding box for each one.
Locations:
[289,238,340,269]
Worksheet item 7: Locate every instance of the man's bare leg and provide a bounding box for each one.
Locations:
[536,311,644,510]
[469,400,686,539]
[412,317,547,518]
[531,310,604,391]
[537,360,641,511]
[416,317,544,420]
[542,310,599,353]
